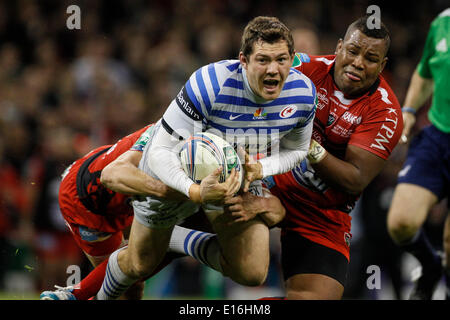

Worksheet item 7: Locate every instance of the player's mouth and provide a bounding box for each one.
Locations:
[345,71,362,82]
[263,79,280,93]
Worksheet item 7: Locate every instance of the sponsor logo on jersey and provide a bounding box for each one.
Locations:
[344,232,352,247]
[78,226,112,242]
[316,88,329,110]
[132,135,150,152]
[377,88,392,104]
[327,114,336,126]
[341,111,362,125]
[398,164,411,178]
[176,87,202,121]
[253,107,268,120]
[229,114,244,120]
[370,113,399,151]
[292,52,310,67]
[279,105,297,118]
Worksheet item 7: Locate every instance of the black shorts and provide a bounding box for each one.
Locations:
[397,124,449,200]
[281,230,349,286]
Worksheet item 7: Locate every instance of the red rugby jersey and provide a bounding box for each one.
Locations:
[267,54,402,254]
[62,124,153,232]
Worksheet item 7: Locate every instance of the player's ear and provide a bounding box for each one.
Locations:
[380,56,388,73]
[239,52,249,69]
[335,38,343,54]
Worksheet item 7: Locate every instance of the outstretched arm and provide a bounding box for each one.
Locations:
[100,150,186,200]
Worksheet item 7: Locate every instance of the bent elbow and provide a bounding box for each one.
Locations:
[342,180,366,196]
[100,164,116,189]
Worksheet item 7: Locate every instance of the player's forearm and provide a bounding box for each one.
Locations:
[101,161,169,197]
[309,151,365,195]
[403,70,434,111]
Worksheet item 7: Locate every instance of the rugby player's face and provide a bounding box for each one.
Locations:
[240,40,293,100]
[334,29,387,97]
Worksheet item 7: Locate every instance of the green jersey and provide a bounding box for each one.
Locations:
[417,8,450,133]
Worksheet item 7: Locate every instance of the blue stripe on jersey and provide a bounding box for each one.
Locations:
[301,81,316,126]
[283,79,308,90]
[208,121,298,133]
[185,79,205,118]
[265,95,315,107]
[290,68,303,77]
[195,68,212,112]
[215,94,314,107]
[215,95,258,107]
[211,109,313,122]
[208,64,220,97]
[226,62,240,72]
[223,78,244,90]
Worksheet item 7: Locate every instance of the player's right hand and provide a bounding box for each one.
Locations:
[199,167,241,204]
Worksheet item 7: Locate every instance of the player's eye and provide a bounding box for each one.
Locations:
[257,57,267,64]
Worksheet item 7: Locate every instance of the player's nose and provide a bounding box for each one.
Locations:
[266,61,279,75]
[351,54,364,70]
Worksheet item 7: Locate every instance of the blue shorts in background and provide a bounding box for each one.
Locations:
[397,125,449,201]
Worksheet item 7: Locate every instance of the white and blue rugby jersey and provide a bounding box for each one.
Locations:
[150,59,317,196]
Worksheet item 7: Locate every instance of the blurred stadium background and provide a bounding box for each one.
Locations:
[0,0,448,300]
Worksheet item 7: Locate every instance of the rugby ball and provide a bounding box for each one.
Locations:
[179,132,243,185]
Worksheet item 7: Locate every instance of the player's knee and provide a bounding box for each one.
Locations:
[125,253,155,279]
[235,262,268,286]
[387,214,420,244]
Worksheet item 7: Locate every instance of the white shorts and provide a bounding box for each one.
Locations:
[133,196,200,228]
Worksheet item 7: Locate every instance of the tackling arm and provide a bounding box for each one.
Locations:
[308,141,386,196]
[100,150,186,199]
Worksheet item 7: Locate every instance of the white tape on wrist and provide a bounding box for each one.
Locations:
[307,139,327,164]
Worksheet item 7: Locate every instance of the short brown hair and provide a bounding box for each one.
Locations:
[240,16,294,59]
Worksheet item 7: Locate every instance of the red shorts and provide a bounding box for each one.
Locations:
[281,202,352,261]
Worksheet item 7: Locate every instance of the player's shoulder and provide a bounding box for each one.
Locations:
[194,59,241,87]
[209,59,241,74]
[293,53,335,69]
[129,123,158,152]
[427,8,450,32]
[436,8,450,21]
[369,76,401,110]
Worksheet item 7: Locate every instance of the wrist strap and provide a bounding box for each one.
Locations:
[402,107,416,115]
